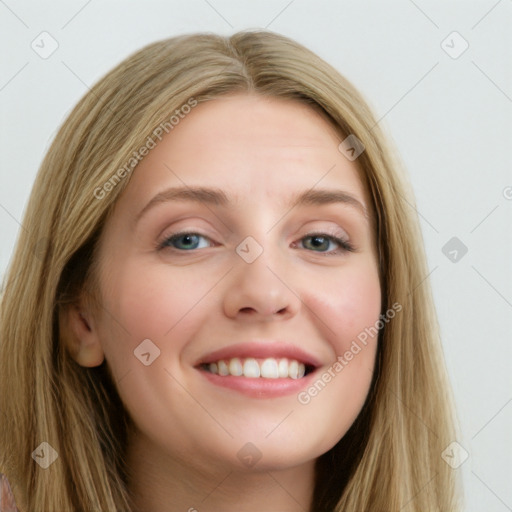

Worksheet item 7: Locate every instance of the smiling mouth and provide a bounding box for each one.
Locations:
[199,357,316,379]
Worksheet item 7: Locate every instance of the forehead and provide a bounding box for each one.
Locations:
[115,94,371,219]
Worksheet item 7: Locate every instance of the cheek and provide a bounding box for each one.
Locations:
[294,262,381,446]
[94,263,216,435]
[103,263,204,331]
[307,260,382,355]
[97,261,218,371]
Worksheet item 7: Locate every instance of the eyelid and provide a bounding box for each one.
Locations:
[156,230,216,251]
[298,230,355,254]
[301,226,349,242]
[156,228,356,255]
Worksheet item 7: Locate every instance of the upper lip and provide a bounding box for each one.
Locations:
[195,340,322,368]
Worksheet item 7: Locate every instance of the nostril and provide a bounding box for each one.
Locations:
[238,306,287,315]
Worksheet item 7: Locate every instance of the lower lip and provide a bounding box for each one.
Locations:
[197,368,319,398]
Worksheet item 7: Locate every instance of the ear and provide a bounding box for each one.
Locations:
[61,301,105,367]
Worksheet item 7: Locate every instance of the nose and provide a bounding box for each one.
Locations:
[222,244,302,322]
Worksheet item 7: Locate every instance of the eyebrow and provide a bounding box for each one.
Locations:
[134,185,368,224]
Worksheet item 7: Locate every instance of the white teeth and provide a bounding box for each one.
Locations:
[204,357,310,379]
[288,360,299,379]
[278,358,288,378]
[218,360,229,376]
[260,358,279,378]
[228,358,243,376]
[243,358,260,378]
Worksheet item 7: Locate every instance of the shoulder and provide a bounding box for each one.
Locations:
[0,474,18,512]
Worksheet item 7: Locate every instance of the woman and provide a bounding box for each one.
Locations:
[0,30,461,511]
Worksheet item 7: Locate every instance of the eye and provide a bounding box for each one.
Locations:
[298,233,355,255]
[158,232,213,251]
[157,231,355,255]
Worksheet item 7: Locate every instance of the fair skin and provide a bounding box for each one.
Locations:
[66,94,381,511]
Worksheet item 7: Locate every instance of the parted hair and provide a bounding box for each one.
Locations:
[0,30,461,511]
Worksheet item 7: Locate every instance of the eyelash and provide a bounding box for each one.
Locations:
[157,230,355,255]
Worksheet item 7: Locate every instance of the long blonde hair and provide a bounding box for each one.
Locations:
[0,30,461,511]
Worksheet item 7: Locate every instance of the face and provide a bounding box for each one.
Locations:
[82,94,381,473]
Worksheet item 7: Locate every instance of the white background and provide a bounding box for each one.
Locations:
[1,1,511,510]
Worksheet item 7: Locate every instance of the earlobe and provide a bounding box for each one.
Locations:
[61,304,105,367]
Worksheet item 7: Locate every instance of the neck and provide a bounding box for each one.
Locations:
[125,429,315,512]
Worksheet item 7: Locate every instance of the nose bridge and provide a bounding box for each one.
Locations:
[237,235,283,293]
[223,233,300,318]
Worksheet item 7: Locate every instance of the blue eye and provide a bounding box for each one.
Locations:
[299,233,355,254]
[158,231,354,255]
[158,232,212,251]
